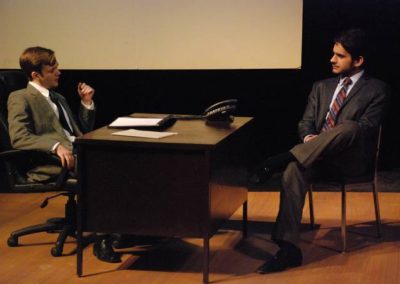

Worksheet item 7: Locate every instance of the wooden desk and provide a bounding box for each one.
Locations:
[75,114,254,283]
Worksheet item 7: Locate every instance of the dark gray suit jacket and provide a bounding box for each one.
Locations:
[7,83,95,182]
[298,73,389,140]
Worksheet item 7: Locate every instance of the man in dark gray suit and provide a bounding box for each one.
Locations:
[7,46,120,263]
[251,29,390,273]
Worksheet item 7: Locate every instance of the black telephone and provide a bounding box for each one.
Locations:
[203,99,238,123]
[171,99,238,123]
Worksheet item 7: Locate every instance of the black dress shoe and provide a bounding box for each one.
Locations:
[256,245,302,274]
[93,238,121,263]
[248,166,274,185]
[112,234,143,249]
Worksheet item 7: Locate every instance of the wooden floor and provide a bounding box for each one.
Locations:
[0,190,399,284]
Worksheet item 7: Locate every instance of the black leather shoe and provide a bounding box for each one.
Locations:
[256,245,302,274]
[248,166,274,185]
[112,234,139,249]
[93,238,121,263]
[113,234,167,248]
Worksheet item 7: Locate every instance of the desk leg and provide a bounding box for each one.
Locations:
[242,201,248,239]
[77,228,83,276]
[203,237,209,284]
[76,146,83,277]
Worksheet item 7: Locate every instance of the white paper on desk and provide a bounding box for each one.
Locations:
[109,117,163,127]
[111,129,177,139]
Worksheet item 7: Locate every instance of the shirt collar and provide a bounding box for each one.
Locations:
[29,81,50,98]
[340,70,364,86]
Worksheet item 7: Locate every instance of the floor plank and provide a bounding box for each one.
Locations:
[0,191,399,283]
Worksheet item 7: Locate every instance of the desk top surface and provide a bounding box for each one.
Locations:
[75,113,253,149]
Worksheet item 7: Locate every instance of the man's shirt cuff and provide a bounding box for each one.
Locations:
[51,142,60,153]
[81,100,95,110]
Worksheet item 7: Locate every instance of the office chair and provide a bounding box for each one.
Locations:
[0,70,80,257]
[307,127,382,252]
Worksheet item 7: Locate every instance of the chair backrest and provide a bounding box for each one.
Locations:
[0,70,28,127]
[363,126,382,181]
[0,71,28,153]
[0,114,18,191]
[0,112,12,152]
[0,71,28,191]
[372,126,382,180]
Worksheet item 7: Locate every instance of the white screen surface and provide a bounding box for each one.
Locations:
[0,0,302,69]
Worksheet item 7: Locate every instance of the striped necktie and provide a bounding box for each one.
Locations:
[321,77,352,132]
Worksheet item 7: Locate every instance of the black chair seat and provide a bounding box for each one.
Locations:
[11,179,77,193]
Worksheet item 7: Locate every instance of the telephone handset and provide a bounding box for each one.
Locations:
[203,99,238,123]
[171,99,238,123]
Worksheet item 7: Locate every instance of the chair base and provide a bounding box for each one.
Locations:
[6,193,91,257]
[7,217,75,256]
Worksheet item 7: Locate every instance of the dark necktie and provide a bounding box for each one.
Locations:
[49,91,74,135]
[321,77,352,132]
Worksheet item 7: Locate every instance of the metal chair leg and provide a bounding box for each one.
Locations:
[341,185,347,253]
[372,178,382,238]
[242,201,248,238]
[308,185,315,229]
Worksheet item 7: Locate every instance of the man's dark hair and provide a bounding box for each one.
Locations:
[19,47,57,80]
[334,28,369,60]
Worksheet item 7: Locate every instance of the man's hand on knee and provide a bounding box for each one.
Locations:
[304,134,318,143]
[55,144,75,170]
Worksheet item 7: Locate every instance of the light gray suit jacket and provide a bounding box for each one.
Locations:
[7,84,95,182]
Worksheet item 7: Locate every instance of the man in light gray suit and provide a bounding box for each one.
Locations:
[251,29,390,273]
[8,46,95,182]
[7,46,120,263]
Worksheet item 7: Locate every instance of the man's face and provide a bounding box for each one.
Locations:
[330,43,362,76]
[33,62,61,89]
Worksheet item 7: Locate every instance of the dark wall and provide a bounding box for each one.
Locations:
[3,0,400,169]
[57,69,303,163]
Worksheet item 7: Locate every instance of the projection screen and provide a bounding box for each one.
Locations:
[0,0,302,69]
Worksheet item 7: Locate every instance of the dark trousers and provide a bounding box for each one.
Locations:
[271,121,367,245]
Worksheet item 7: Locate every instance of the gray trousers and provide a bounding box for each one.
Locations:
[271,121,367,246]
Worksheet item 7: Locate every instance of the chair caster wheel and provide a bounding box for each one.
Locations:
[51,246,62,257]
[7,236,18,247]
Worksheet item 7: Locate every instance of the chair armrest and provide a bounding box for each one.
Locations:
[0,149,61,164]
[0,149,27,160]
[1,149,71,188]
